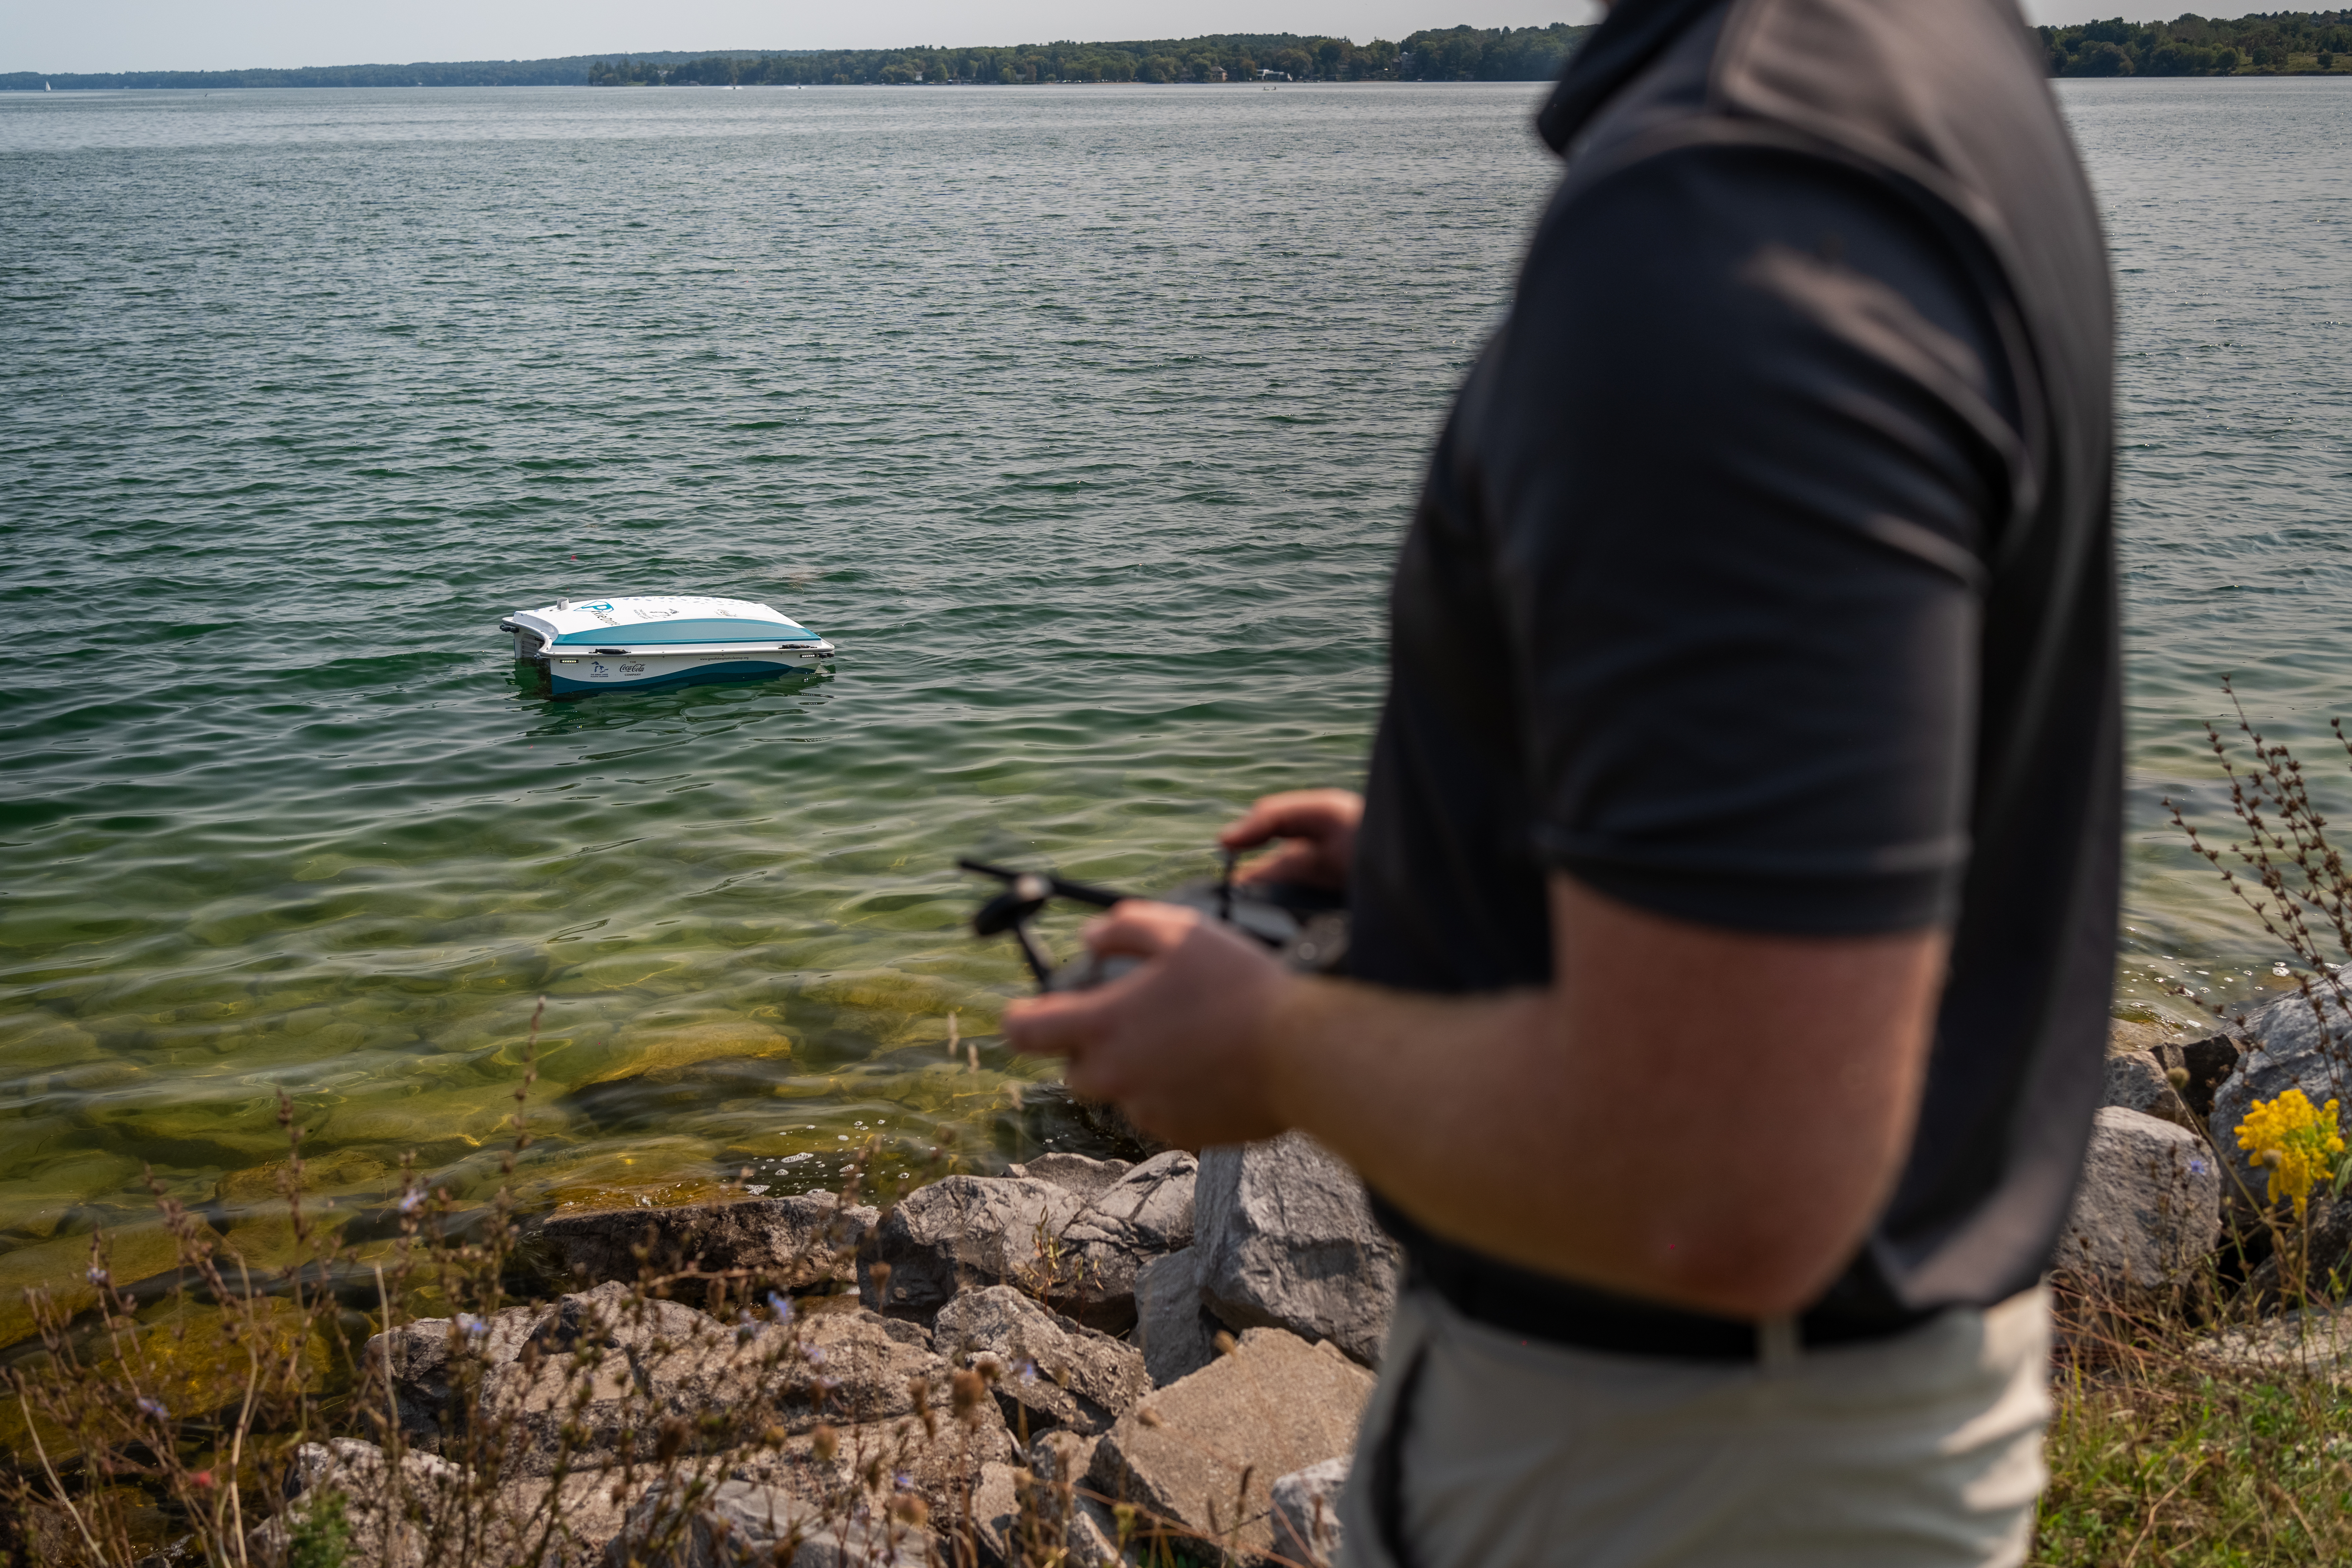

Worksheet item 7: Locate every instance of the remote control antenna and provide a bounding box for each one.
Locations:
[1218,846,1236,923]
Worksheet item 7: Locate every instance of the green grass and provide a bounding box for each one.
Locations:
[2037,1320,2352,1564]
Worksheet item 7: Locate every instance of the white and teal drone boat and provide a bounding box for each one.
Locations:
[499,594,835,697]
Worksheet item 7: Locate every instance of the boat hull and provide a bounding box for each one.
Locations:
[537,646,831,696]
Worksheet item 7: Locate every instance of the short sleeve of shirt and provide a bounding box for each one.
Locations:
[1468,146,2024,934]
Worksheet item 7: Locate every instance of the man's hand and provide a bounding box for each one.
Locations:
[1001,900,1298,1150]
[1218,788,1364,889]
[1006,865,1946,1320]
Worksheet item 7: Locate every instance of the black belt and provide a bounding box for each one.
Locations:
[1394,1215,1938,1362]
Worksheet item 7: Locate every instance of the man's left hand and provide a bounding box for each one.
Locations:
[1000,899,1297,1149]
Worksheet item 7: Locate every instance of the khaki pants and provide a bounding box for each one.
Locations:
[1337,1283,2050,1568]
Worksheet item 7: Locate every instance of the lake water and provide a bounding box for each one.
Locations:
[3,78,2348,1311]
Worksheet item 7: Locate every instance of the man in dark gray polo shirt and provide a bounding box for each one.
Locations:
[1006,0,2115,1561]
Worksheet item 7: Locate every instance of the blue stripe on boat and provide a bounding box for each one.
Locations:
[548,658,817,695]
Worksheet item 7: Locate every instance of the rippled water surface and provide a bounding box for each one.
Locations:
[3,78,2349,1310]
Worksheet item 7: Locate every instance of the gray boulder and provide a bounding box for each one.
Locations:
[1088,1327,1373,1560]
[933,1284,1149,1436]
[531,1192,875,1294]
[1060,1150,1200,1331]
[1270,1457,1351,1568]
[861,1176,1089,1322]
[862,1157,1198,1334]
[2209,985,2352,1167]
[1194,1133,1401,1365]
[1132,1247,1222,1389]
[2052,1107,2222,1299]
[602,1479,937,1568]
[2102,1049,2196,1132]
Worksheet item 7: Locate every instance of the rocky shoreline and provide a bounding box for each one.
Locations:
[217,987,2352,1566]
[291,1134,1395,1565]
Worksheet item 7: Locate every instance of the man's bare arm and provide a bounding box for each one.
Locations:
[1003,873,1945,1320]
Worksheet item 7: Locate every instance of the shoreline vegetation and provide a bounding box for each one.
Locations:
[8,10,2351,93]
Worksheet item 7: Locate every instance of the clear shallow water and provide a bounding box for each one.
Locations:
[1,79,2348,1313]
[2073,78,2352,1011]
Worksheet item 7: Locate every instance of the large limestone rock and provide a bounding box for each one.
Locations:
[1132,1247,1222,1389]
[862,1154,1197,1333]
[2208,986,2352,1161]
[2052,1107,2222,1299]
[1270,1457,1350,1568]
[933,1284,1149,1436]
[530,1192,875,1294]
[601,1479,937,1568]
[1193,1134,1400,1365]
[369,1285,950,1475]
[1087,1327,1373,1559]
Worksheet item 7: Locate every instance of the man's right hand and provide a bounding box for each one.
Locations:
[1217,789,1363,891]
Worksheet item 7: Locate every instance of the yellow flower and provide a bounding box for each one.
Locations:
[2234,1089,2347,1218]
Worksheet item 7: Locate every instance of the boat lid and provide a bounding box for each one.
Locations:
[506,594,821,646]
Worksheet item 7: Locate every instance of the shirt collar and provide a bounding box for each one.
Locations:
[1535,0,1727,153]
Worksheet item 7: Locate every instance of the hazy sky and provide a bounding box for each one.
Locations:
[7,0,2182,75]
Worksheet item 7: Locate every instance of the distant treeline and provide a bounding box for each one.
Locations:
[2041,10,2351,74]
[0,25,1586,92]
[0,53,690,91]
[11,13,2350,93]
[586,27,1587,86]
